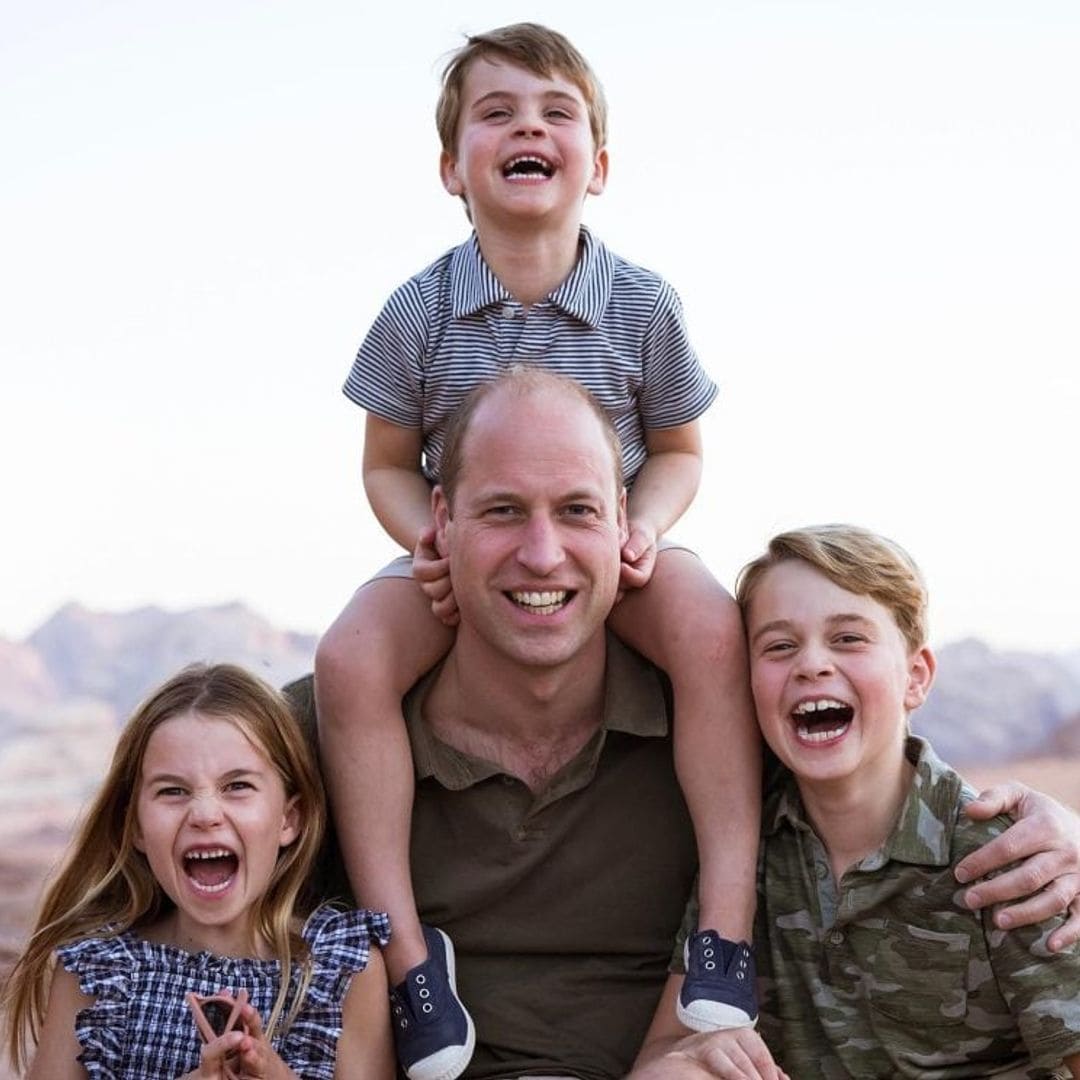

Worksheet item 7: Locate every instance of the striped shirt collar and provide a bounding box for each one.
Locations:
[449,226,614,328]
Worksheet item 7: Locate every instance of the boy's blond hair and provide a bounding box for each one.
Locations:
[436,22,608,155]
[736,524,929,653]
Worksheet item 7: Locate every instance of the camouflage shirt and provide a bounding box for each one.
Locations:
[757,736,1080,1079]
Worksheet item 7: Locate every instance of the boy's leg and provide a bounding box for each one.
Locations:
[315,571,451,979]
[608,548,761,1027]
[316,571,475,1080]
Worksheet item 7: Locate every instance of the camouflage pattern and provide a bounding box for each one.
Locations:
[756,736,1080,1079]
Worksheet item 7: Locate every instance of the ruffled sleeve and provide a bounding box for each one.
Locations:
[277,907,390,1079]
[56,932,137,1079]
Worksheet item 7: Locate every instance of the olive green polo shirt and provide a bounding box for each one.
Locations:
[757,736,1080,1079]
[405,636,696,1080]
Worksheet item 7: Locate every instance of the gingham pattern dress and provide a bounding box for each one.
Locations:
[56,906,390,1079]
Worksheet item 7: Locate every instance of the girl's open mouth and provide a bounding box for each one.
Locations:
[183,847,239,894]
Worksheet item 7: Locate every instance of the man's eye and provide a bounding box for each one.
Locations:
[563,504,595,517]
[485,505,518,517]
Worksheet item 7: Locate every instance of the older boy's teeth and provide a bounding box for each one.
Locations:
[797,723,849,742]
[511,590,567,615]
[794,699,847,715]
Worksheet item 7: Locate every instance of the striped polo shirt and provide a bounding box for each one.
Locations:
[343,227,717,484]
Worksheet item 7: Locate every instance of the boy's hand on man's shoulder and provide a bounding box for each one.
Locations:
[414,526,459,626]
[620,521,658,591]
[956,780,1080,951]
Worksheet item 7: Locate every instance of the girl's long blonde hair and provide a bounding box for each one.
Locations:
[2,663,327,1072]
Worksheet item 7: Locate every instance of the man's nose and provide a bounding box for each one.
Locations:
[516,514,566,576]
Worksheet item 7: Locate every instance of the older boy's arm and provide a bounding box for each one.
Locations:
[629,976,786,1080]
[362,414,433,552]
[1065,1052,1080,1078]
[622,421,703,589]
[956,781,1080,951]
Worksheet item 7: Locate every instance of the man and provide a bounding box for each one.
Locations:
[301,368,1080,1080]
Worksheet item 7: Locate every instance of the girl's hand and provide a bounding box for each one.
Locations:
[230,1001,300,1079]
[414,525,459,626]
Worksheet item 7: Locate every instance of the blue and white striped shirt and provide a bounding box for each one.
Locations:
[344,228,717,484]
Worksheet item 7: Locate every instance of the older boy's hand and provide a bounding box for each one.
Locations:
[621,521,658,591]
[956,781,1080,951]
[414,526,459,626]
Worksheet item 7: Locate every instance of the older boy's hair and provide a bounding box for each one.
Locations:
[736,524,929,652]
[436,22,608,155]
[438,365,623,509]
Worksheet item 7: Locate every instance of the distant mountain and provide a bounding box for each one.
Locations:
[913,638,1080,764]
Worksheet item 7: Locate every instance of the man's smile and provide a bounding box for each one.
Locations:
[508,589,573,615]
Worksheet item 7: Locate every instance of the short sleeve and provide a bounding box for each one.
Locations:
[56,934,134,1078]
[343,280,429,427]
[637,280,717,430]
[276,906,391,1079]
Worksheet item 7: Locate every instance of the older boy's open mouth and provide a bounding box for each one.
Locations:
[792,699,854,743]
[183,847,239,893]
[509,589,572,615]
[502,155,555,179]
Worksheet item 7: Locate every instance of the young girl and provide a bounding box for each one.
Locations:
[4,663,395,1080]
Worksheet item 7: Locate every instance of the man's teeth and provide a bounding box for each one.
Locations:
[511,590,567,615]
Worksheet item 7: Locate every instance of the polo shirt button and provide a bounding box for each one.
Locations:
[829,930,844,945]
[514,826,528,841]
[501,775,515,786]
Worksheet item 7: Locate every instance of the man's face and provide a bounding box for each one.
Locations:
[434,387,626,672]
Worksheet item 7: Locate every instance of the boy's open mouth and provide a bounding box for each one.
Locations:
[791,699,854,743]
[183,846,239,894]
[502,155,555,179]
[509,589,572,615]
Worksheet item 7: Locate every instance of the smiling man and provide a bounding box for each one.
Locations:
[295,369,1080,1080]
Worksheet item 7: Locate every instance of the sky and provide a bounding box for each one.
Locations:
[3,1,1078,653]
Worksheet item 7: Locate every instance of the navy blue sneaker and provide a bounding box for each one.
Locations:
[676,931,757,1031]
[389,926,475,1080]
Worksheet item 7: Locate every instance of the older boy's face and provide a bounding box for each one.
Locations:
[440,57,607,232]
[746,560,934,794]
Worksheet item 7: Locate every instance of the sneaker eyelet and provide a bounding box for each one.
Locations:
[736,971,745,980]
[705,961,716,970]
[422,1002,434,1014]
[703,948,714,958]
[415,974,427,985]
[419,988,430,999]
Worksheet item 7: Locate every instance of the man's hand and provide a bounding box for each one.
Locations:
[629,1029,788,1080]
[956,781,1080,951]
[414,526,459,626]
[620,521,659,591]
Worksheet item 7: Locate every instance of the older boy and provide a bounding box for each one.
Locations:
[316,23,760,1080]
[732,526,1080,1078]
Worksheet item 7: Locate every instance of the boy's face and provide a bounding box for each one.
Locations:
[745,560,935,794]
[440,57,607,233]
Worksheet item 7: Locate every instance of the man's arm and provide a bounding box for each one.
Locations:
[628,976,787,1080]
[956,782,1080,950]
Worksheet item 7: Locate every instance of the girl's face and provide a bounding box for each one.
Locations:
[133,709,300,955]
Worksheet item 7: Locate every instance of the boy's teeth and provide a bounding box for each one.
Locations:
[794,699,846,715]
[797,723,849,742]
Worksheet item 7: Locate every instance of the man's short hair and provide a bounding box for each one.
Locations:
[436,22,608,155]
[735,524,929,652]
[438,366,623,509]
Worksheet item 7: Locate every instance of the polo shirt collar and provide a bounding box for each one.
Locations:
[406,633,669,792]
[764,735,960,869]
[449,227,613,328]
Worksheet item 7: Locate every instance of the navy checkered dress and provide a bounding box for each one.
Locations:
[56,906,390,1078]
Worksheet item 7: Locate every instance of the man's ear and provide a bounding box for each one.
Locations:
[440,150,464,197]
[904,645,936,711]
[616,487,629,547]
[433,485,452,558]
